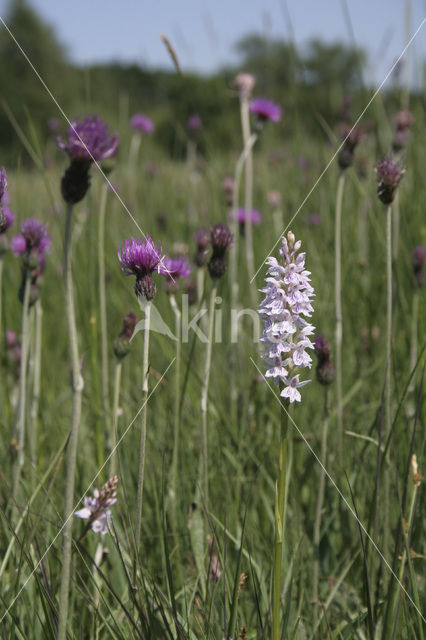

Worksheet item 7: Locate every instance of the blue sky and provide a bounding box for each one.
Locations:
[0,0,425,86]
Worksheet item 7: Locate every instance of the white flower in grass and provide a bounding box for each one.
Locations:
[75,475,118,535]
[259,232,315,403]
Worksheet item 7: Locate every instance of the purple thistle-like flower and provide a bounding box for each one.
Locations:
[259,231,315,403]
[2,207,15,231]
[0,167,7,202]
[375,155,405,204]
[394,109,415,131]
[412,245,426,287]
[250,97,282,123]
[130,113,154,134]
[163,255,192,293]
[188,114,202,131]
[58,115,119,162]
[75,475,118,535]
[338,124,364,170]
[118,235,163,301]
[229,208,261,225]
[163,255,192,282]
[11,218,51,266]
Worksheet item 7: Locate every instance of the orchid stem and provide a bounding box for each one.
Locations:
[272,399,289,640]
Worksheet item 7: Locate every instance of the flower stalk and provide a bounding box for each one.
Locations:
[98,183,110,427]
[58,203,85,640]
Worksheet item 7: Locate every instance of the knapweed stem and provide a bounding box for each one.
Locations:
[29,299,42,491]
[240,95,257,306]
[169,294,181,513]
[334,172,346,462]
[134,301,151,557]
[11,270,32,513]
[200,281,217,509]
[98,183,110,429]
[109,359,122,477]
[58,203,84,640]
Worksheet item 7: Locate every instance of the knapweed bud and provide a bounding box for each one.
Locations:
[114,311,137,359]
[375,155,405,205]
[135,273,156,301]
[222,175,235,206]
[412,245,426,287]
[194,227,210,267]
[61,160,91,205]
[207,223,234,280]
[314,334,335,385]
[235,72,256,99]
[338,125,364,170]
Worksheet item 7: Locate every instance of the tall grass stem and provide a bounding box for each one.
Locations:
[334,172,345,462]
[109,359,122,477]
[11,271,31,513]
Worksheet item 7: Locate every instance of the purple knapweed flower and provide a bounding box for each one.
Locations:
[229,208,261,226]
[250,97,282,124]
[187,114,202,132]
[58,115,119,204]
[118,235,163,301]
[75,475,118,535]
[208,223,234,279]
[130,113,154,134]
[0,168,14,237]
[307,213,322,227]
[58,115,119,162]
[162,255,192,292]
[375,155,405,204]
[259,232,315,403]
[412,245,426,287]
[11,218,51,267]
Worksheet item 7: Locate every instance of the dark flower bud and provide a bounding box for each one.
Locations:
[194,227,210,267]
[135,273,156,301]
[0,232,8,256]
[121,311,137,338]
[114,335,131,359]
[184,278,197,306]
[316,359,335,385]
[61,160,91,204]
[375,155,405,205]
[210,223,234,257]
[0,209,6,233]
[314,333,331,363]
[338,125,364,170]
[412,245,426,287]
[207,255,227,279]
[394,109,415,131]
